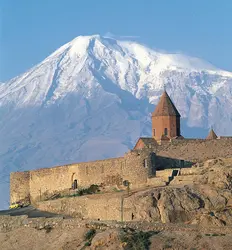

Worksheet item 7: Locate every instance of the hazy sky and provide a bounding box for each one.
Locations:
[1,0,232,81]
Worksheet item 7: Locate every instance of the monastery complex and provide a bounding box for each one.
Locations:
[10,91,232,205]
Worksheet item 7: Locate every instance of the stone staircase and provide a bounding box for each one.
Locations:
[147,169,180,187]
[147,167,201,187]
[155,169,180,185]
[169,168,201,186]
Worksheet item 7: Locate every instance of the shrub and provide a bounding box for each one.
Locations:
[44,225,53,233]
[84,241,91,246]
[84,229,96,241]
[77,189,84,196]
[120,228,159,250]
[76,185,100,196]
[88,184,100,193]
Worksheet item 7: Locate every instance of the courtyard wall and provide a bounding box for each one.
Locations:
[11,149,154,203]
[155,138,232,163]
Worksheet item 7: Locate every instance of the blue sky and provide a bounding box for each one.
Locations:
[1,0,232,81]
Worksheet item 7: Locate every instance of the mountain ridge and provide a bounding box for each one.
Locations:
[1,35,232,108]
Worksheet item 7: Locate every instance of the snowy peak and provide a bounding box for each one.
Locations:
[1,34,232,109]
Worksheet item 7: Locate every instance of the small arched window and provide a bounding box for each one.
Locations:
[153,129,156,136]
[164,128,168,136]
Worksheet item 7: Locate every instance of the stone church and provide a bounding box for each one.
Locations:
[10,90,232,204]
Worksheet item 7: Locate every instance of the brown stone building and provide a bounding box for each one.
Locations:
[10,90,232,205]
[151,90,181,141]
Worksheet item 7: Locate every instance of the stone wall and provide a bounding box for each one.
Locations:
[122,149,155,184]
[74,157,125,188]
[11,137,232,204]
[155,138,232,163]
[10,171,30,203]
[37,193,134,221]
[29,164,77,202]
[10,149,154,203]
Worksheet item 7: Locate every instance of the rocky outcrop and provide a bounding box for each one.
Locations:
[91,229,122,250]
[131,184,231,226]
[1,217,232,250]
[130,158,232,225]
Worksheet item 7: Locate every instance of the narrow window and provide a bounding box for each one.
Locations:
[131,213,135,220]
[164,128,168,136]
[144,159,148,168]
[153,129,156,136]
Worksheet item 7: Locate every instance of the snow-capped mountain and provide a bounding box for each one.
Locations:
[0,34,232,208]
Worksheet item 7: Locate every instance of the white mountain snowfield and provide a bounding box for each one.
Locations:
[0,34,232,208]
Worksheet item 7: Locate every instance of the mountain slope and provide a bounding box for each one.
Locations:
[0,34,232,208]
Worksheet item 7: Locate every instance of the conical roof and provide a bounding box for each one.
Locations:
[152,91,181,117]
[206,129,218,139]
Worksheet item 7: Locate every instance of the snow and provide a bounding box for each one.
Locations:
[1,34,231,108]
[0,34,232,209]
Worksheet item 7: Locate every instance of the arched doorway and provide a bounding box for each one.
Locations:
[73,179,78,189]
[71,173,78,189]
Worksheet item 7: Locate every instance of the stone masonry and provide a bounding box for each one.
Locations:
[10,149,155,203]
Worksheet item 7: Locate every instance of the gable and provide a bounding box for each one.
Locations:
[133,139,146,150]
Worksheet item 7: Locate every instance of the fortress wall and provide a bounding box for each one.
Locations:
[122,149,154,187]
[29,164,78,202]
[75,157,125,187]
[10,149,154,203]
[155,138,232,162]
[37,193,134,221]
[10,171,30,203]
[28,151,153,202]
[29,157,127,201]
[73,151,153,188]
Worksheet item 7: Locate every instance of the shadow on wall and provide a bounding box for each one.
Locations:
[155,155,194,170]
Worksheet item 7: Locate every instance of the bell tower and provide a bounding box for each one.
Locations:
[152,90,181,140]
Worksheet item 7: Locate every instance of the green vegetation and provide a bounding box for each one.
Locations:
[74,184,100,196]
[120,228,159,250]
[51,184,101,200]
[84,229,96,241]
[81,229,96,248]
